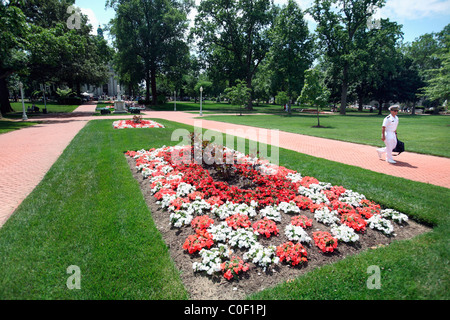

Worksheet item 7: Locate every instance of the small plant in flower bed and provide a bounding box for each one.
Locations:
[291,215,313,229]
[313,231,338,253]
[284,224,312,243]
[252,217,279,238]
[340,212,367,232]
[126,144,414,282]
[226,213,252,230]
[182,230,215,254]
[221,255,250,280]
[330,224,360,243]
[243,244,279,270]
[276,241,308,267]
[191,215,215,231]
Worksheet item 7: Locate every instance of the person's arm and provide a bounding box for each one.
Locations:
[381,126,386,141]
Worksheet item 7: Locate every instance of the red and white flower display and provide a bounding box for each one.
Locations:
[126,144,409,280]
[113,119,165,129]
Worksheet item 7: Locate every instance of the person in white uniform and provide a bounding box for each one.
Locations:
[377,105,399,164]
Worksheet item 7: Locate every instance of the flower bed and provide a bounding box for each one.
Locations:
[113,119,165,129]
[125,144,429,298]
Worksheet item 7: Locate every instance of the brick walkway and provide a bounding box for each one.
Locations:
[0,107,449,227]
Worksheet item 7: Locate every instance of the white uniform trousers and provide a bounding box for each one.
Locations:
[377,131,397,162]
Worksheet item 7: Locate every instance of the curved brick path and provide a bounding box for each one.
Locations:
[0,105,449,227]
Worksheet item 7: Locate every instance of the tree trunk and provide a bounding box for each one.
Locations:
[246,76,253,110]
[0,77,13,115]
[411,101,416,115]
[150,67,157,106]
[340,64,349,115]
[378,100,384,115]
[145,73,151,103]
[358,92,364,112]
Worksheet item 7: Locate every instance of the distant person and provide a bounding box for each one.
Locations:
[377,105,399,164]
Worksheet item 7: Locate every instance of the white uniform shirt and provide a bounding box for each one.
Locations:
[382,115,399,133]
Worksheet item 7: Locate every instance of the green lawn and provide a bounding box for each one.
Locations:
[200,113,450,158]
[154,100,287,114]
[9,101,80,115]
[0,119,40,135]
[0,119,448,299]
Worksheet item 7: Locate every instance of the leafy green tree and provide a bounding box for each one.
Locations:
[225,79,252,116]
[309,0,385,115]
[0,0,29,115]
[194,0,274,110]
[421,49,450,105]
[275,91,289,106]
[108,0,193,105]
[298,68,330,127]
[267,0,314,113]
[350,18,403,113]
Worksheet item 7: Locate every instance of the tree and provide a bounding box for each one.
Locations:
[309,0,385,115]
[108,0,193,105]
[194,0,274,110]
[267,0,314,113]
[0,0,29,115]
[225,79,252,116]
[350,18,403,114]
[298,69,330,128]
[421,49,450,105]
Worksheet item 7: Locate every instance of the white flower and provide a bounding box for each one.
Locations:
[284,224,312,243]
[207,222,233,243]
[330,224,360,243]
[169,210,193,228]
[381,209,409,224]
[298,186,329,204]
[367,215,394,235]
[193,244,232,275]
[243,244,279,270]
[157,193,177,209]
[285,172,303,183]
[314,206,340,226]
[339,190,366,207]
[228,228,258,249]
[182,198,211,215]
[260,205,282,222]
[211,201,257,220]
[278,201,300,215]
[176,182,196,197]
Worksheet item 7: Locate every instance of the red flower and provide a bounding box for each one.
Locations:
[221,255,250,280]
[291,215,313,229]
[182,230,214,254]
[191,215,214,231]
[276,242,308,266]
[300,176,319,188]
[253,218,279,238]
[226,213,252,230]
[340,212,367,232]
[312,231,338,253]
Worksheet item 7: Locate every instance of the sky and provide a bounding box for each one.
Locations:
[74,0,450,44]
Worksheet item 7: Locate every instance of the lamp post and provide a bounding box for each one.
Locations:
[174,91,176,111]
[19,82,28,121]
[200,86,203,116]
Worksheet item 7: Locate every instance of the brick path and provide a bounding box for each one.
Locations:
[0,107,448,227]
